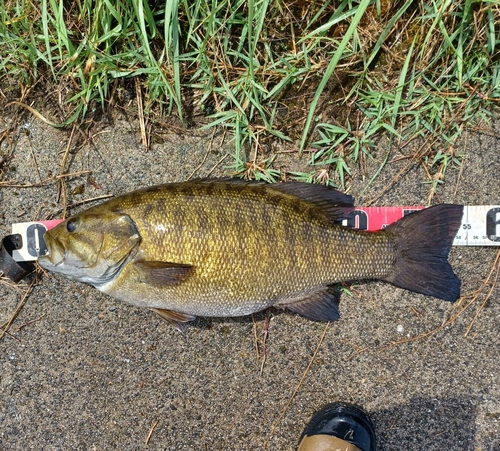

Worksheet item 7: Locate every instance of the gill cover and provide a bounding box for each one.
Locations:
[38,212,141,285]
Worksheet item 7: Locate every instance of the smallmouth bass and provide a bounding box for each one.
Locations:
[38,179,463,330]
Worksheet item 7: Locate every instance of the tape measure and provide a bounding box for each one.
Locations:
[10,220,63,263]
[8,205,500,263]
[340,206,500,246]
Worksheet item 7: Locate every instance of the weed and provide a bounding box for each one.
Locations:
[0,0,498,189]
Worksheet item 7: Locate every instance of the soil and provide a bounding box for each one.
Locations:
[1,107,499,450]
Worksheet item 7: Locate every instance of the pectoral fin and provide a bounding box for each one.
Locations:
[150,308,196,332]
[135,261,194,286]
[284,285,341,321]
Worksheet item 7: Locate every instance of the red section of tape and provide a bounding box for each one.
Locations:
[342,206,426,231]
[38,219,64,230]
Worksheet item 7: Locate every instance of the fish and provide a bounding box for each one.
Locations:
[38,179,463,331]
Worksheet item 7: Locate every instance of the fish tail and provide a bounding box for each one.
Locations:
[384,204,463,302]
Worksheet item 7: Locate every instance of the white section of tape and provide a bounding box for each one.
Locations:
[11,222,49,262]
[453,206,500,246]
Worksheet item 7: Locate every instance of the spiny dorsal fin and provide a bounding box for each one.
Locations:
[180,179,354,223]
[268,183,354,224]
[270,182,354,207]
[135,261,194,286]
[150,308,196,332]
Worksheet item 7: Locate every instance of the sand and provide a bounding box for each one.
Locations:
[1,114,499,450]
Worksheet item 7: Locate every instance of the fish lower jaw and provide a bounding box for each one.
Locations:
[38,256,66,271]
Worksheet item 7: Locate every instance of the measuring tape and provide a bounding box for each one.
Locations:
[340,206,500,247]
[6,205,500,263]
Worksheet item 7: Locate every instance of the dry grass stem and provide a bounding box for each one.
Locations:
[0,171,91,188]
[259,314,271,374]
[16,313,46,331]
[262,322,330,450]
[453,134,468,197]
[135,78,149,152]
[57,124,77,219]
[464,249,500,337]
[251,314,260,360]
[144,419,159,445]
[0,277,37,343]
[187,129,217,180]
[63,194,114,212]
[26,131,43,185]
[206,153,230,178]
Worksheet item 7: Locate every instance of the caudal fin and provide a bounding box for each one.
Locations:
[384,204,463,302]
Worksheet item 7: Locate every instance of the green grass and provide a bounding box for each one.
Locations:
[0,0,499,191]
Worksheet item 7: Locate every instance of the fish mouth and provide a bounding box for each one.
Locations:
[38,233,66,268]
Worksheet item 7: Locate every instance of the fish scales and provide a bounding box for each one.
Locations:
[38,179,463,330]
[92,183,394,313]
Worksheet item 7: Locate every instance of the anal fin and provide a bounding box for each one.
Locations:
[284,285,341,321]
[150,308,196,332]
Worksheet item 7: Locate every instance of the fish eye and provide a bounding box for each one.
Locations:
[66,220,77,233]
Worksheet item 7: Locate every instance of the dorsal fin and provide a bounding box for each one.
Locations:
[187,178,353,202]
[187,178,355,223]
[270,182,353,206]
[269,182,354,223]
